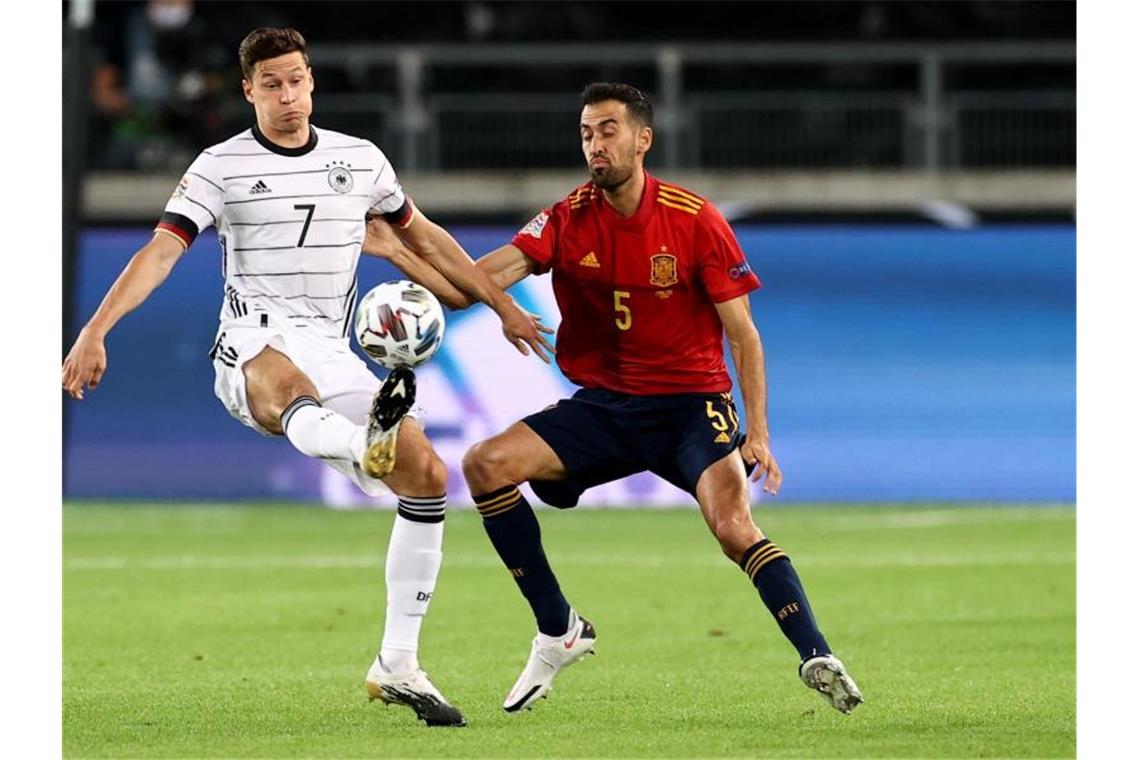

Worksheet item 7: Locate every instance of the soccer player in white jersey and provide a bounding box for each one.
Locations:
[61,28,553,728]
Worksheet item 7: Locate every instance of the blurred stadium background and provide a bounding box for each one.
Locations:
[62,0,1075,507]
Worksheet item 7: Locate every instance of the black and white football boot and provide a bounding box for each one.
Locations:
[365,656,467,727]
[361,366,416,479]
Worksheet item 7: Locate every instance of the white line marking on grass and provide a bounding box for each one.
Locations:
[65,552,1074,571]
[813,509,1074,531]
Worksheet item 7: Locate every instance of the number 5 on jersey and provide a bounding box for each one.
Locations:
[614,290,632,331]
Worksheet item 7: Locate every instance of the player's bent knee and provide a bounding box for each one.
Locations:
[460,441,490,484]
[256,388,312,433]
[713,514,762,560]
[247,375,317,426]
[462,440,509,490]
[276,379,317,408]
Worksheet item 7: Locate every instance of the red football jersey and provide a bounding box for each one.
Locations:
[511,171,761,395]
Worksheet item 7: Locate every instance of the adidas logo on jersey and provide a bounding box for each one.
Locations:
[249,180,272,195]
[579,251,600,268]
[714,432,732,444]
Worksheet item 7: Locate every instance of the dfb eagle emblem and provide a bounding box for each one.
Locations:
[328,165,354,193]
[649,253,678,287]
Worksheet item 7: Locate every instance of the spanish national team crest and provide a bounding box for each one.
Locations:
[650,253,678,287]
[327,162,354,193]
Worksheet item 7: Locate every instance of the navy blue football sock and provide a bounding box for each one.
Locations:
[474,485,572,636]
[740,539,831,660]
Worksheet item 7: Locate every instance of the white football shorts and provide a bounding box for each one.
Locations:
[210,311,391,495]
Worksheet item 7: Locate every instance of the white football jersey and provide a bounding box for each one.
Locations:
[157,125,410,340]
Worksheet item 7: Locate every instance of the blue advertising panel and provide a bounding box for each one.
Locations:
[64,224,1074,504]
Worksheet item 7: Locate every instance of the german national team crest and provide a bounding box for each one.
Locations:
[327,162,354,194]
[650,253,678,287]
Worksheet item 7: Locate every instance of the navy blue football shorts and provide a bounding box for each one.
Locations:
[521,387,750,509]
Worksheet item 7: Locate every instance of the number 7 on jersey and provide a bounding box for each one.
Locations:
[294,203,316,247]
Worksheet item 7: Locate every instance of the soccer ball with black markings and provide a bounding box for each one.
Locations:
[354,280,445,369]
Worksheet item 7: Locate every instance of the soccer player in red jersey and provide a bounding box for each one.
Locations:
[366,83,863,716]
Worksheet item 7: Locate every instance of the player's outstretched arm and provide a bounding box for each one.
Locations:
[363,217,553,342]
[715,295,783,495]
[391,208,553,362]
[363,214,472,309]
[62,232,186,400]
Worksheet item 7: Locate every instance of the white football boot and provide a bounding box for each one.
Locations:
[799,654,864,714]
[365,656,467,727]
[361,367,416,479]
[503,612,597,713]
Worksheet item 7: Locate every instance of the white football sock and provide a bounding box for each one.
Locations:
[380,501,446,674]
[281,396,365,462]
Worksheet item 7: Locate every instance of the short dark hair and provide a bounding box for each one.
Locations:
[239,27,309,80]
[581,82,653,128]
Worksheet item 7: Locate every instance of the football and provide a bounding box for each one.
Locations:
[354,280,445,368]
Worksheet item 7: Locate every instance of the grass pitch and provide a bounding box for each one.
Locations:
[63,504,1074,758]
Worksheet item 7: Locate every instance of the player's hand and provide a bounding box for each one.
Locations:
[498,298,555,363]
[362,215,404,260]
[741,433,782,495]
[62,330,108,401]
[530,312,555,336]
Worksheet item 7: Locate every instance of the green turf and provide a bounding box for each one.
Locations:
[63,504,1075,758]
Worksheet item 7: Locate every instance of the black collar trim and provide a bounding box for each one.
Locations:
[251,123,318,156]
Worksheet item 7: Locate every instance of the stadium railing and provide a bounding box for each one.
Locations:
[301,41,1075,172]
[83,40,1074,219]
